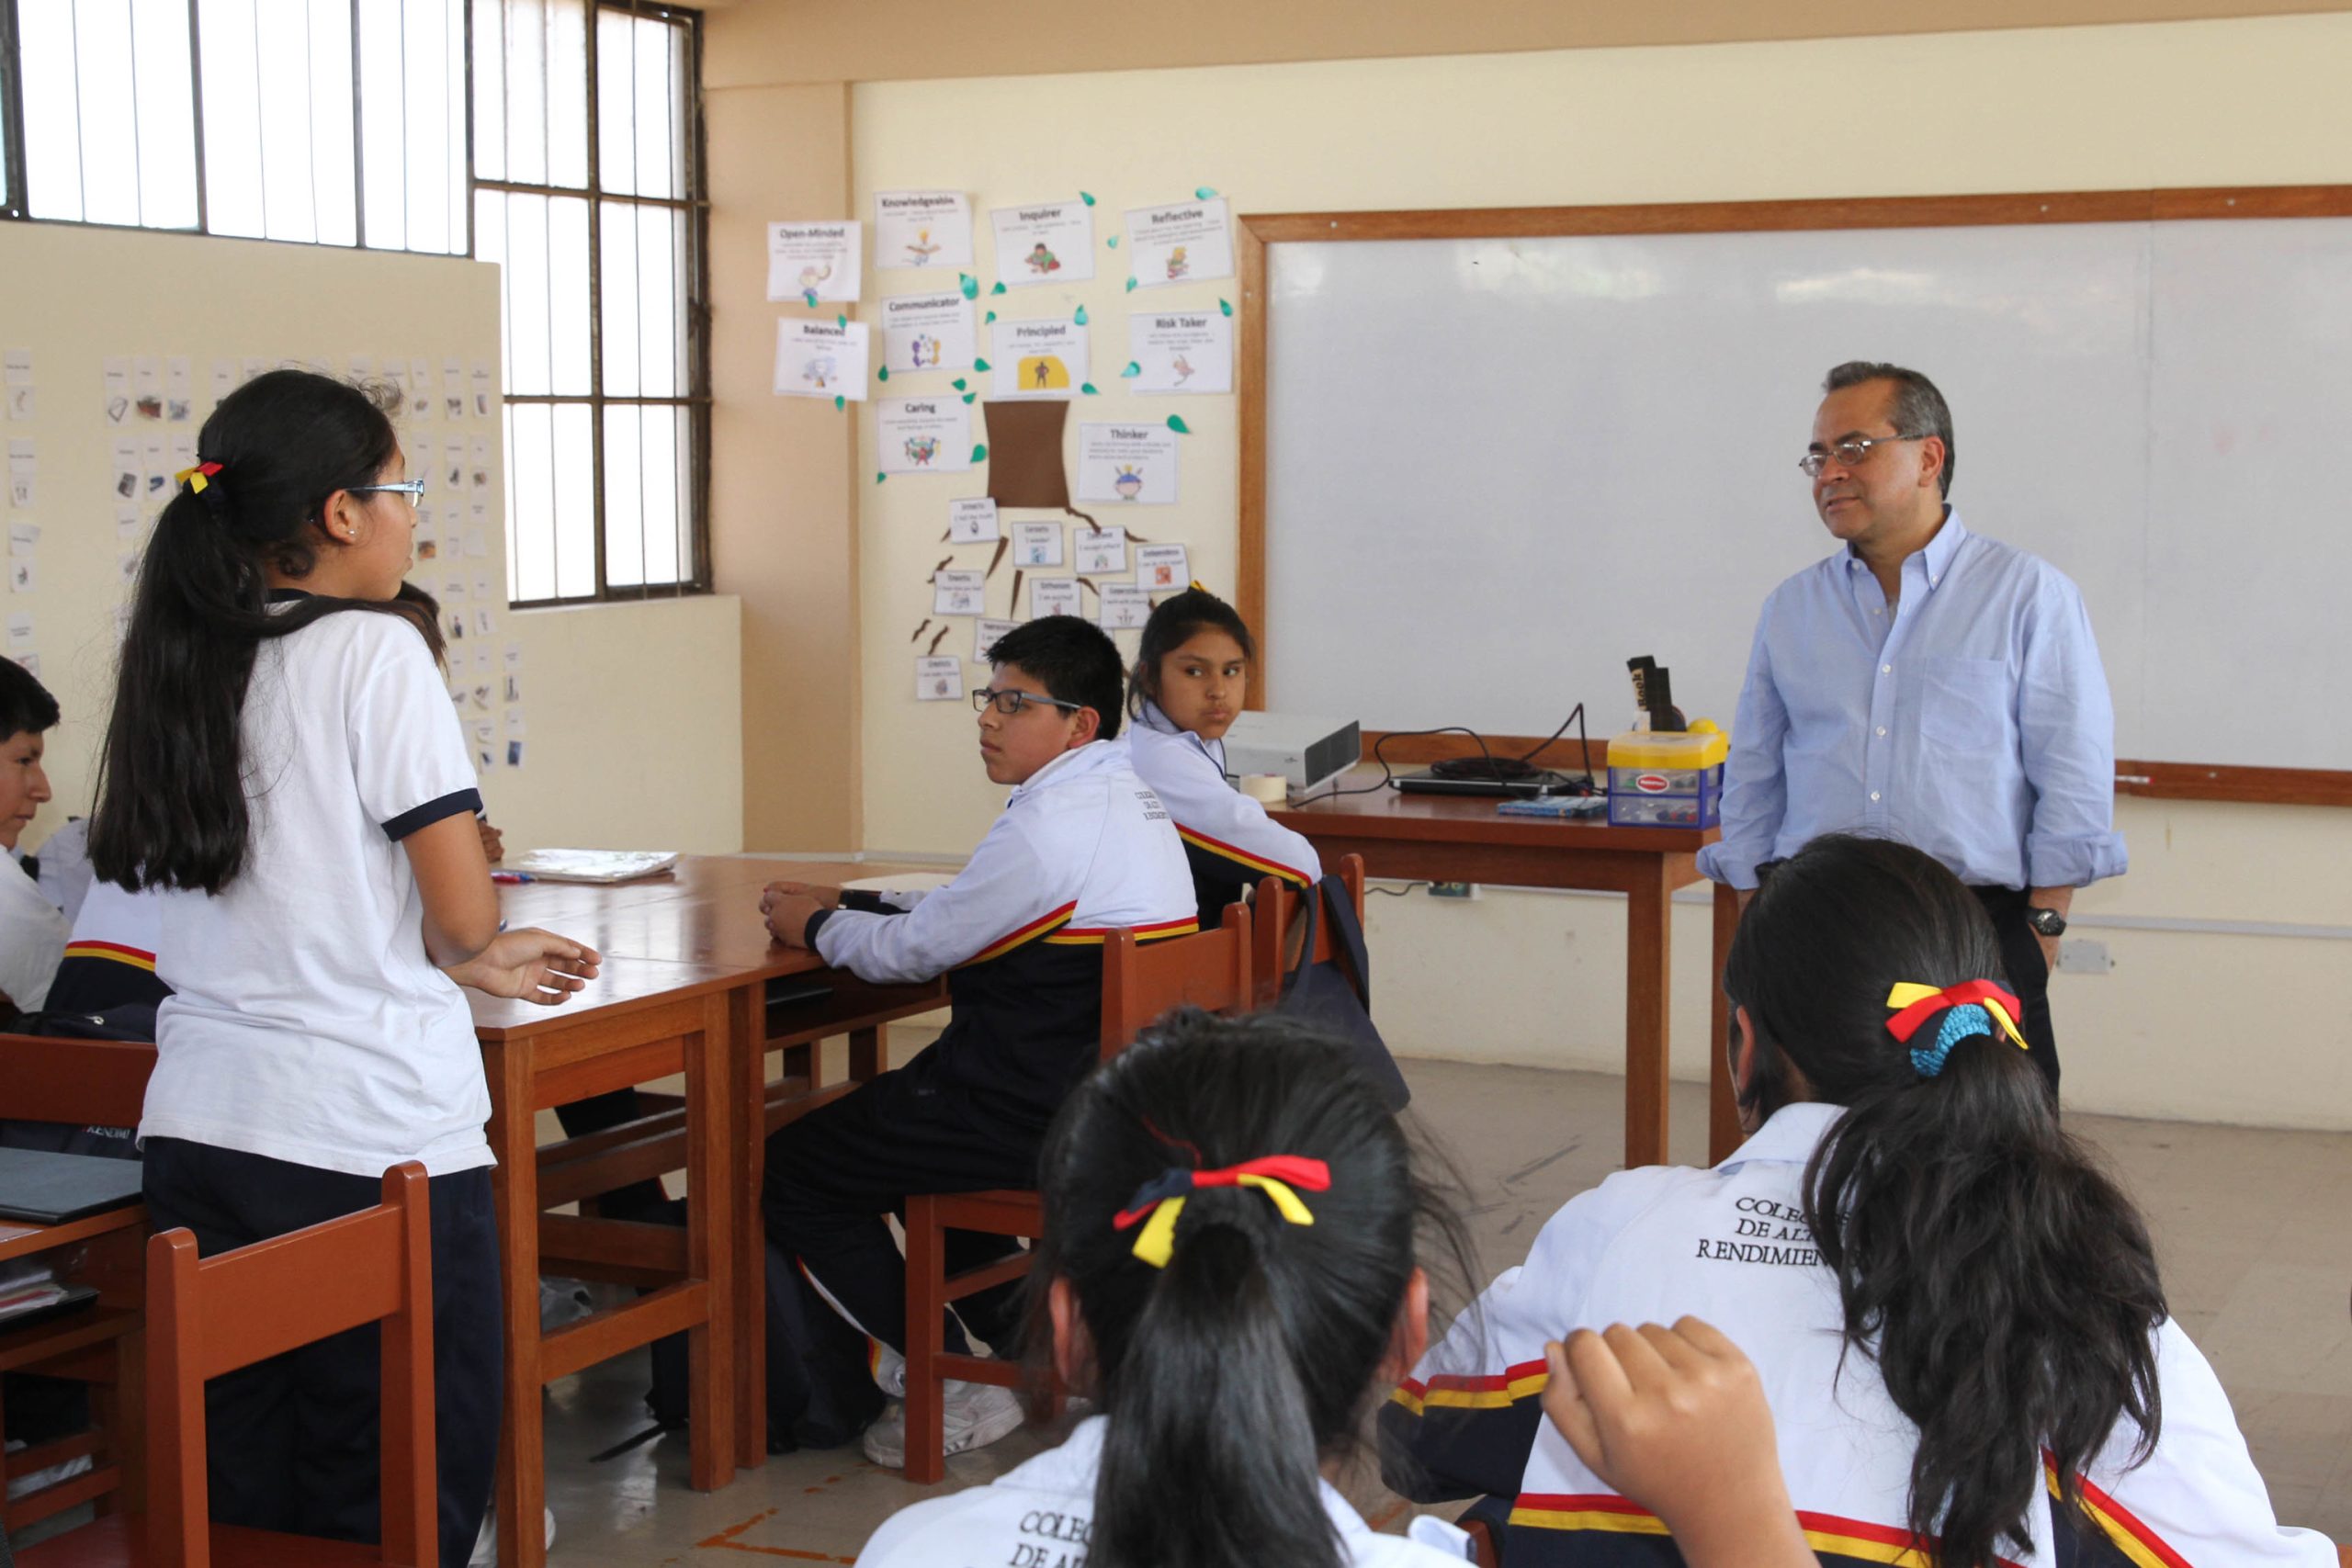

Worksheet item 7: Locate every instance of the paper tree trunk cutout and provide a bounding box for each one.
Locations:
[982,400,1071,511]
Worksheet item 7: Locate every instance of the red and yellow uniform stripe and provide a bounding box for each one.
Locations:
[1389,1358,1550,1416]
[1175,824,1312,886]
[60,940,157,973]
[1043,916,1200,946]
[1505,1496,2023,1568]
[2047,1459,2191,1568]
[959,901,1078,966]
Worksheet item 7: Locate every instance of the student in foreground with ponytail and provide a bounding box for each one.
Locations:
[1386,833,2332,1567]
[88,369,599,1568]
[854,1010,1476,1568]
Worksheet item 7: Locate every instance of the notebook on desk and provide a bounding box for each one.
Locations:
[0,1146,147,1224]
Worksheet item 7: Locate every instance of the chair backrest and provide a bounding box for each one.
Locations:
[0,1034,155,1128]
[1100,902,1252,1057]
[146,1162,437,1568]
[1250,854,1366,1010]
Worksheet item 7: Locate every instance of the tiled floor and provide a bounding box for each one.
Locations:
[543,1058,2352,1563]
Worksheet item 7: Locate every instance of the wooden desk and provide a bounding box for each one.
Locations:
[1273,779,1743,1167]
[474,856,945,1563]
[0,1204,147,1534]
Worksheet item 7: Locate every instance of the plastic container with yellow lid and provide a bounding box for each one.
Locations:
[1607,720,1728,829]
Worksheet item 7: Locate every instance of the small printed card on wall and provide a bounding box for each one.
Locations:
[916,655,963,701]
[879,397,973,472]
[989,199,1095,288]
[1074,525,1128,574]
[948,498,1001,543]
[1127,309,1232,394]
[1031,576,1080,617]
[973,617,1017,661]
[1136,542,1190,592]
[1125,197,1234,288]
[1076,423,1179,504]
[876,190,974,269]
[933,569,986,615]
[991,318,1087,400]
[1012,520,1063,567]
[1098,582,1150,631]
[775,320,871,400]
[767,220,862,303]
[882,290,977,374]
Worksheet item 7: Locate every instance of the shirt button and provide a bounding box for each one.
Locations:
[1876,727,1887,737]
[1871,607,1883,616]
[1881,664,1892,674]
[1870,791,1882,801]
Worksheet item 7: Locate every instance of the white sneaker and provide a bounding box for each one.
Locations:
[861,1381,1025,1470]
[469,1505,557,1565]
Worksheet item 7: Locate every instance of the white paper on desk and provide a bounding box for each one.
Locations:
[875,190,973,270]
[1125,197,1234,288]
[947,497,1000,543]
[1076,423,1177,505]
[1030,576,1080,618]
[503,849,681,884]
[932,569,986,615]
[767,220,862,303]
[1073,524,1127,574]
[841,871,958,896]
[1128,309,1232,394]
[1012,521,1063,567]
[880,289,976,375]
[990,198,1094,288]
[879,397,971,473]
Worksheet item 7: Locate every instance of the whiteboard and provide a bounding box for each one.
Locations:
[1261,218,2352,772]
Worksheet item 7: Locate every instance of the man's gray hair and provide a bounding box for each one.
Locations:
[1824,361,1954,497]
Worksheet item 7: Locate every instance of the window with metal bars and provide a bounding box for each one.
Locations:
[473,0,708,604]
[0,0,468,252]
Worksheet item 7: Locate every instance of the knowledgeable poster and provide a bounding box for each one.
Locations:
[876,190,973,269]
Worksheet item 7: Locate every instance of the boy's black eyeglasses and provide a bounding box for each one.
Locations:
[973,688,1081,716]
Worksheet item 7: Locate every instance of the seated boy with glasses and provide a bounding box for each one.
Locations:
[756,615,1193,1467]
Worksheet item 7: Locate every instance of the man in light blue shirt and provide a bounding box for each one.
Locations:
[1696,363,2126,1091]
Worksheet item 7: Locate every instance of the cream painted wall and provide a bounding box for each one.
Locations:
[0,222,743,860]
[838,14,2352,1127]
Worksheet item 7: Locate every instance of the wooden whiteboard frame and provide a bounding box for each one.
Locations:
[1236,186,2352,807]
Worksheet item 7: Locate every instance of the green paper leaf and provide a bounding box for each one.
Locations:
[1080,191,1096,206]
[834,395,845,412]
[1125,277,1137,292]
[1219,298,1234,318]
[970,445,988,463]
[877,366,890,381]
[952,378,967,390]
[1121,361,1142,378]
[990,281,1007,296]
[958,273,978,299]
[1106,235,1120,249]
[985,310,997,324]
[1166,415,1192,434]
[1073,306,1089,325]
[974,357,991,371]
[836,313,848,328]
[1194,186,1218,199]
[961,392,975,403]
[876,471,886,483]
[803,289,817,307]
[1080,382,1099,395]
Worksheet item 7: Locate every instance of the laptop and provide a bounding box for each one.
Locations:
[0,1145,146,1224]
[1395,767,1586,800]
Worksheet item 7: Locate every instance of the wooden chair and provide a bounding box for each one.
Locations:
[897,903,1254,1483]
[22,1163,437,1568]
[1250,854,1367,1010]
[0,1036,156,1539]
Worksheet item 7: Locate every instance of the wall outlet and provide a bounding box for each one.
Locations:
[1428,881,1479,900]
[2056,937,2112,975]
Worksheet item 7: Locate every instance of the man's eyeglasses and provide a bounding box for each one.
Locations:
[1798,434,1928,478]
[972,687,1081,717]
[349,479,428,506]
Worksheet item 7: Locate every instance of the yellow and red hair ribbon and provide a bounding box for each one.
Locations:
[1884,979,2029,1051]
[1111,1155,1332,1269]
[175,461,223,494]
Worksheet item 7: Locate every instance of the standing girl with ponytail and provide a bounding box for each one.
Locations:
[854,1009,1473,1568]
[1386,833,2333,1567]
[88,369,599,1568]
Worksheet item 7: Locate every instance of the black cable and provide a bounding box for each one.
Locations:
[1365,881,1428,897]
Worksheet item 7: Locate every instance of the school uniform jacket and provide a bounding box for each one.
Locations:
[854,1415,1472,1568]
[1381,1101,2333,1568]
[47,878,172,1016]
[1126,701,1321,923]
[806,739,1194,1130]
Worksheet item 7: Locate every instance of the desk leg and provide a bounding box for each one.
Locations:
[849,1026,882,1081]
[1709,883,1744,1163]
[485,1038,547,1568]
[688,992,738,1493]
[1624,866,1671,1168]
[729,983,768,1472]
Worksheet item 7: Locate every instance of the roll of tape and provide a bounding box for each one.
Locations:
[1241,773,1290,805]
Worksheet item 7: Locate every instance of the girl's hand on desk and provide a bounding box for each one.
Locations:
[760,880,841,915]
[447,928,602,1005]
[764,893,824,948]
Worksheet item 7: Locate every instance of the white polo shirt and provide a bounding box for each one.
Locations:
[141,604,488,1178]
[0,852,68,1010]
[856,1416,1471,1567]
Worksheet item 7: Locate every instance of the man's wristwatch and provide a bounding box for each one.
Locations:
[2026,906,2068,939]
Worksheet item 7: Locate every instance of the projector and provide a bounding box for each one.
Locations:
[1220,712,1362,799]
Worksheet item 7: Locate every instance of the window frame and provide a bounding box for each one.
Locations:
[481,0,713,606]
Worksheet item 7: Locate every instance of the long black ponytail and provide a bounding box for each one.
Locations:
[88,369,443,895]
[1724,835,2165,1566]
[1031,1010,1472,1568]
